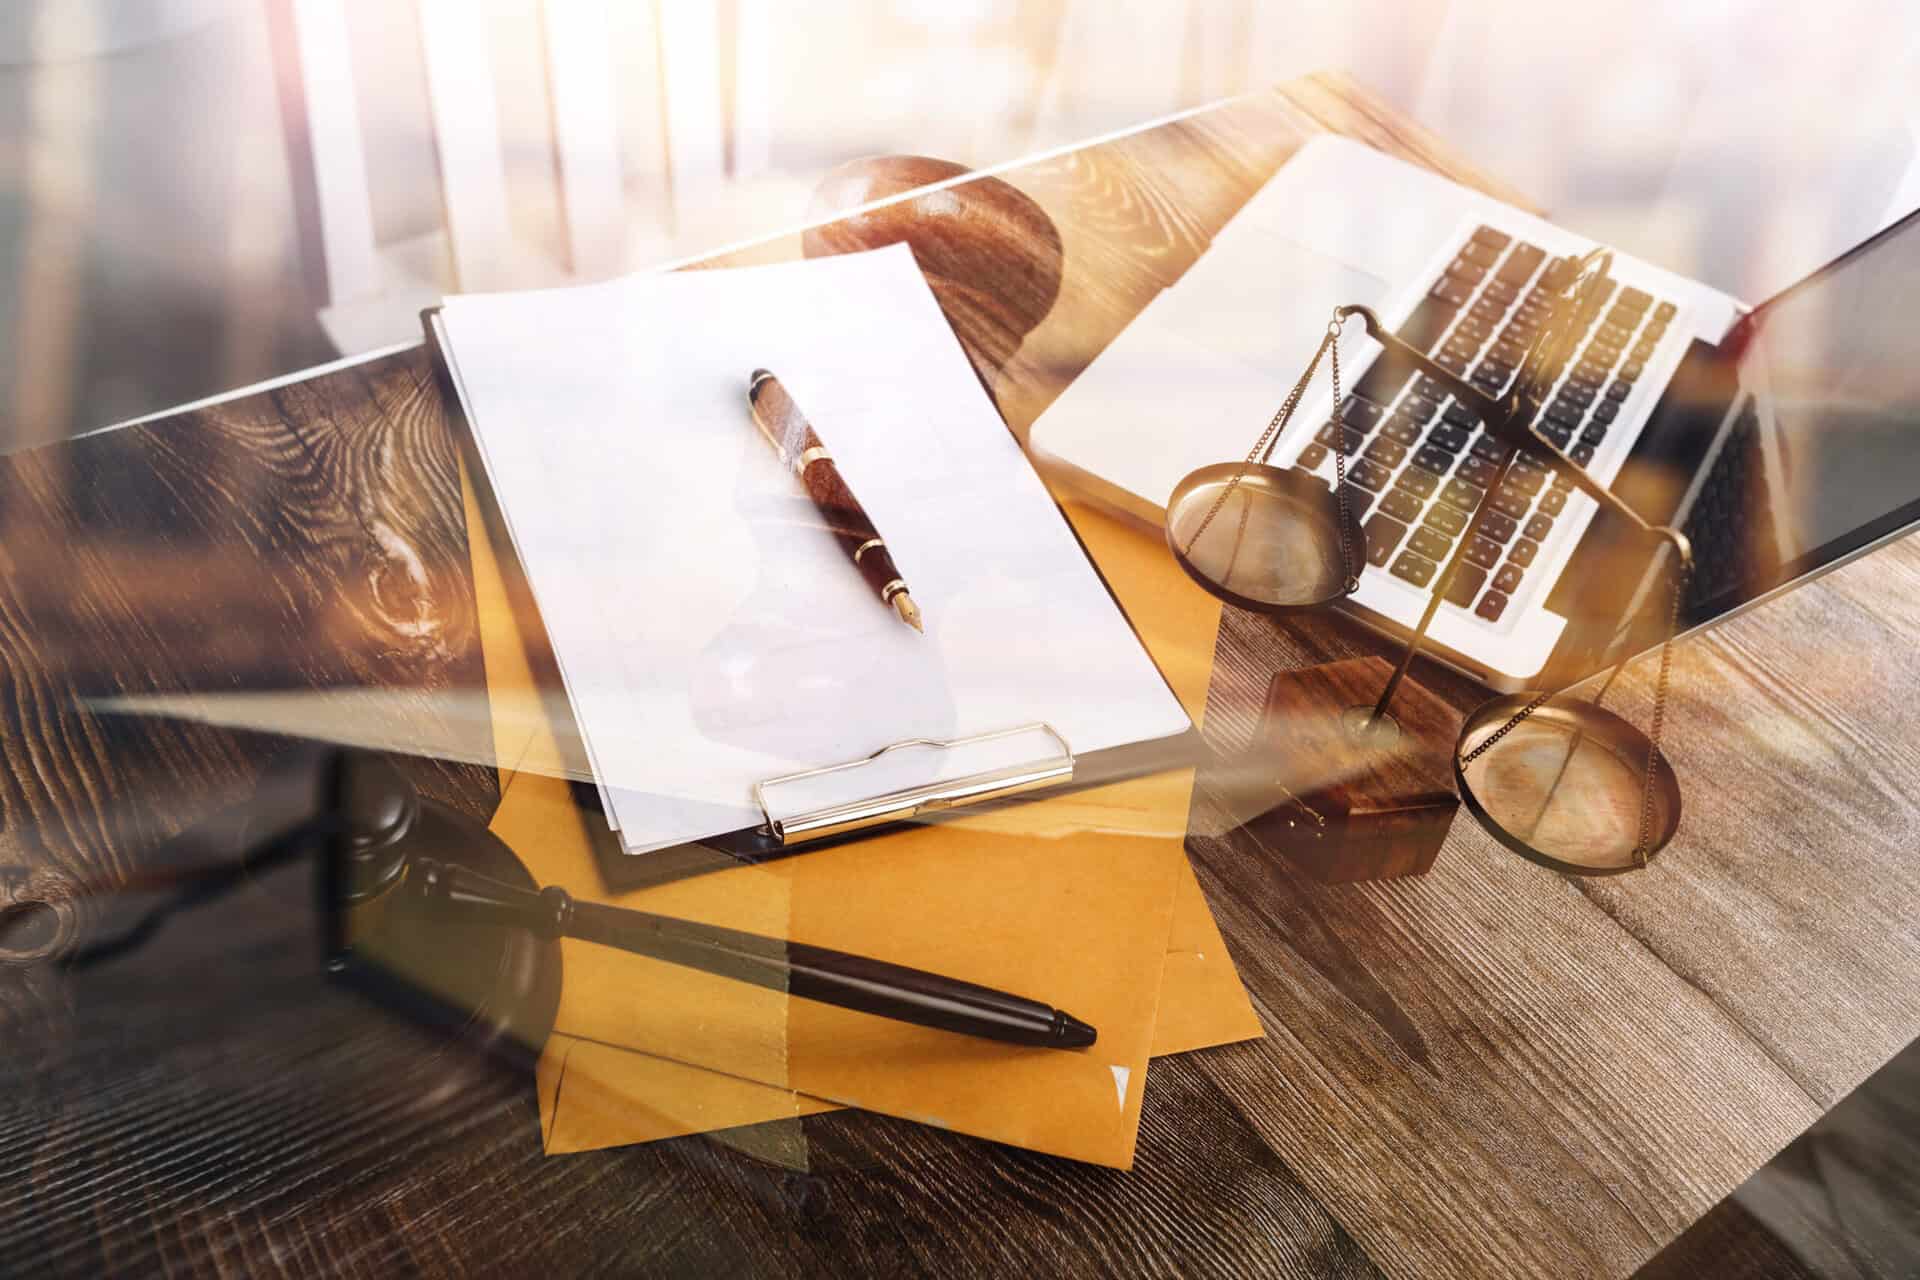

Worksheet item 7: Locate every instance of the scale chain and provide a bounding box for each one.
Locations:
[1179,311,1358,594]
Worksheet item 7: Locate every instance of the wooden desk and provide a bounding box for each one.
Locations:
[5,72,1919,1277]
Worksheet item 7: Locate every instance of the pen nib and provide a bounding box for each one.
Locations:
[892,592,924,633]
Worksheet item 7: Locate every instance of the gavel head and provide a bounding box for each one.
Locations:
[802,155,1065,388]
[330,750,421,908]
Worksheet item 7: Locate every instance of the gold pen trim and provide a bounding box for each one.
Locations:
[797,445,831,469]
[880,579,908,601]
[853,538,885,563]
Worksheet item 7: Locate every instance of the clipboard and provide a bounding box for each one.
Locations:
[423,292,1201,890]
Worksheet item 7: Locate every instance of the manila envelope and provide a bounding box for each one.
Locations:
[466,463,1260,1165]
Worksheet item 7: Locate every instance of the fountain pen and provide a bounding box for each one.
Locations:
[748,369,923,632]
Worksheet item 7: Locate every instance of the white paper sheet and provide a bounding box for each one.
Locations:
[439,245,1191,853]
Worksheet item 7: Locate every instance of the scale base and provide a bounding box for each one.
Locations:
[1248,657,1462,883]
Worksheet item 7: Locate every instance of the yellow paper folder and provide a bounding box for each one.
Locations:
[467,461,1260,1167]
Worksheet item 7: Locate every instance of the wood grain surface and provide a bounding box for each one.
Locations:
[2,71,1915,1277]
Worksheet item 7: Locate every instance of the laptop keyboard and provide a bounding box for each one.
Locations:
[1295,225,1679,624]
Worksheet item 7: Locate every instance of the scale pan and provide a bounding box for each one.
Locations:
[1165,462,1365,614]
[1454,694,1681,876]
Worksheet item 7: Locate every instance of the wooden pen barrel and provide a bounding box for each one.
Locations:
[748,372,910,605]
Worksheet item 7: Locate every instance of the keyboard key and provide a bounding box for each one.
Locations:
[1297,442,1328,470]
[1490,339,1526,367]
[1580,421,1609,447]
[1456,314,1495,343]
[1414,444,1456,475]
[1446,256,1488,285]
[1470,435,1512,465]
[1403,394,1440,424]
[1617,286,1652,314]
[1444,333,1481,363]
[1461,239,1499,268]
[1380,412,1422,447]
[1343,395,1385,429]
[1436,350,1469,376]
[1442,402,1479,430]
[1631,338,1657,362]
[1537,420,1574,449]
[1654,300,1677,322]
[1483,279,1519,305]
[1620,360,1644,382]
[1471,363,1509,392]
[1429,424,1471,453]
[1470,225,1512,250]
[1509,538,1539,568]
[1338,482,1372,520]
[1443,562,1488,607]
[1539,257,1574,291]
[1365,436,1408,467]
[1524,513,1554,541]
[1397,466,1440,498]
[1391,550,1438,588]
[1317,421,1366,454]
[1593,400,1619,424]
[1479,511,1519,544]
[1496,243,1546,285]
[1551,467,1573,491]
[1430,276,1474,308]
[1493,563,1525,594]
[1489,485,1532,520]
[1400,296,1461,355]
[1505,465,1545,496]
[1440,477,1485,512]
[1543,401,1582,430]
[1350,459,1393,492]
[1457,455,1498,489]
[1570,442,1596,466]
[1409,526,1453,562]
[1379,487,1423,523]
[1558,383,1596,408]
[1475,590,1509,621]
[1463,537,1501,569]
[1424,502,1468,537]
[1364,513,1408,567]
[1606,379,1632,402]
[1415,375,1451,403]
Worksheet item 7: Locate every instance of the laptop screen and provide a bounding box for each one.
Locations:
[1747,206,1920,565]
[1552,208,1920,680]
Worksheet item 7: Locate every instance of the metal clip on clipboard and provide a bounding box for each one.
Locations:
[752,723,1075,846]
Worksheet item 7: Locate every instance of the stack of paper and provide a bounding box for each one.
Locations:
[434,246,1193,856]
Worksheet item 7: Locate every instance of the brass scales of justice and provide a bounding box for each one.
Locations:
[1166,250,1692,877]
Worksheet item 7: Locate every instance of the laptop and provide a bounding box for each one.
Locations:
[1029,136,1920,690]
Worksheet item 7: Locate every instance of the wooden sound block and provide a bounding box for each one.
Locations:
[1247,657,1462,883]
